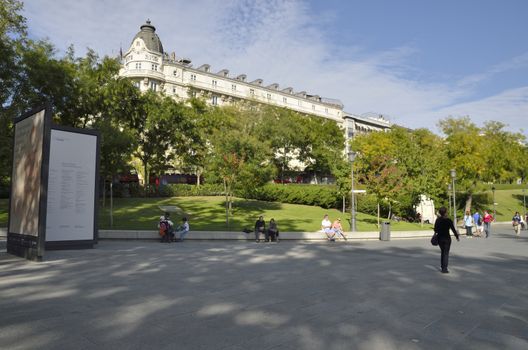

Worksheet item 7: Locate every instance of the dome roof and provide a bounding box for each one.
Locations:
[132,20,164,54]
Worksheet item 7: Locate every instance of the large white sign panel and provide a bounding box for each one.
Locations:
[45,129,97,241]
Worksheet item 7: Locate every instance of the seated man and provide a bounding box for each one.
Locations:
[321,214,335,241]
[175,217,190,242]
[267,218,279,242]
[158,212,174,243]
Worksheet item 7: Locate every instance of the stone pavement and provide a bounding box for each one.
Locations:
[0,224,527,350]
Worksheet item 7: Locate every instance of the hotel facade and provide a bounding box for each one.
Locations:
[119,21,391,153]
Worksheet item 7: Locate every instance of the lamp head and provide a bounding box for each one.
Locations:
[450,169,456,179]
[348,151,356,162]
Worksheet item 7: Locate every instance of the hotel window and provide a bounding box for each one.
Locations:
[267,93,271,100]
[150,81,157,91]
[232,84,236,91]
[133,81,140,88]
[151,64,158,71]
[325,108,328,114]
[249,89,255,96]
[312,104,316,110]
[190,74,196,81]
[173,87,176,94]
[173,70,178,76]
[298,100,302,106]
[212,80,217,87]
[135,62,141,69]
[212,96,218,105]
[283,97,287,103]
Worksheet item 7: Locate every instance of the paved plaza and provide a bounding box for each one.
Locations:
[0,224,527,350]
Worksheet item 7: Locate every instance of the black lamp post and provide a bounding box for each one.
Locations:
[523,188,526,220]
[448,183,452,218]
[450,169,456,225]
[492,186,496,218]
[348,151,356,232]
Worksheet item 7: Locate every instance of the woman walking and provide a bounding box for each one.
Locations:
[434,207,460,273]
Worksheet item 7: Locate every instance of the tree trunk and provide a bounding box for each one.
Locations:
[377,202,380,228]
[224,179,229,227]
[196,168,202,187]
[465,194,472,213]
[387,203,391,220]
[342,195,345,214]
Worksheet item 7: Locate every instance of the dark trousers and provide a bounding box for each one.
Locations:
[465,226,473,236]
[439,238,451,271]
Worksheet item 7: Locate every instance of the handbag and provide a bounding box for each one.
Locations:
[431,232,439,246]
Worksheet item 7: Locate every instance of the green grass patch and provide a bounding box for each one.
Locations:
[487,189,528,221]
[98,196,430,232]
[0,198,7,227]
[0,196,432,232]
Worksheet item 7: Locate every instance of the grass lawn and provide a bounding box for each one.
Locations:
[97,196,430,232]
[0,196,432,232]
[489,189,528,221]
[0,198,7,227]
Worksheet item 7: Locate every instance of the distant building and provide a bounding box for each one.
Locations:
[119,20,391,148]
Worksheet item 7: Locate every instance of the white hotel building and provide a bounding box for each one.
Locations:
[119,21,391,151]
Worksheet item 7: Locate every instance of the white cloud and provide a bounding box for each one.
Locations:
[22,0,528,136]
[426,87,528,134]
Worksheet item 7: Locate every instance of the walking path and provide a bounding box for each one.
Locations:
[1,224,527,349]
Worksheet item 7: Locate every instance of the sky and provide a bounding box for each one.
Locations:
[22,0,528,136]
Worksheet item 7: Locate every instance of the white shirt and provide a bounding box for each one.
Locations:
[321,218,332,229]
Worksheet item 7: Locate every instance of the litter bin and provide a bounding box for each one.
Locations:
[380,221,391,241]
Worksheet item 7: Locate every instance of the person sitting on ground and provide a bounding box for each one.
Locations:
[175,217,190,242]
[331,218,347,241]
[158,212,174,243]
[321,214,335,241]
[254,216,266,242]
[267,218,279,242]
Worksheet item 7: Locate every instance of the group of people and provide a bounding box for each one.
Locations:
[462,210,494,238]
[436,207,525,274]
[254,216,279,242]
[321,214,347,241]
[158,212,190,243]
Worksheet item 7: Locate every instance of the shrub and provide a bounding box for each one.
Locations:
[159,183,225,197]
[246,184,340,209]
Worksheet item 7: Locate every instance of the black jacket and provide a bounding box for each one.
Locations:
[434,216,459,240]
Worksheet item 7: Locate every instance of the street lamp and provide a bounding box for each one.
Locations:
[450,169,456,225]
[448,183,452,218]
[523,188,526,219]
[348,151,356,232]
[492,186,496,218]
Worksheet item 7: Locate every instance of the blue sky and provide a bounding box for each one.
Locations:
[23,0,528,135]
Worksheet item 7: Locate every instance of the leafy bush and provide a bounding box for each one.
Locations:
[246,184,340,209]
[159,183,225,197]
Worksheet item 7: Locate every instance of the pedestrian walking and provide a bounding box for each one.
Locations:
[473,210,483,237]
[483,210,494,238]
[434,207,460,273]
[512,211,522,236]
[463,210,474,237]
